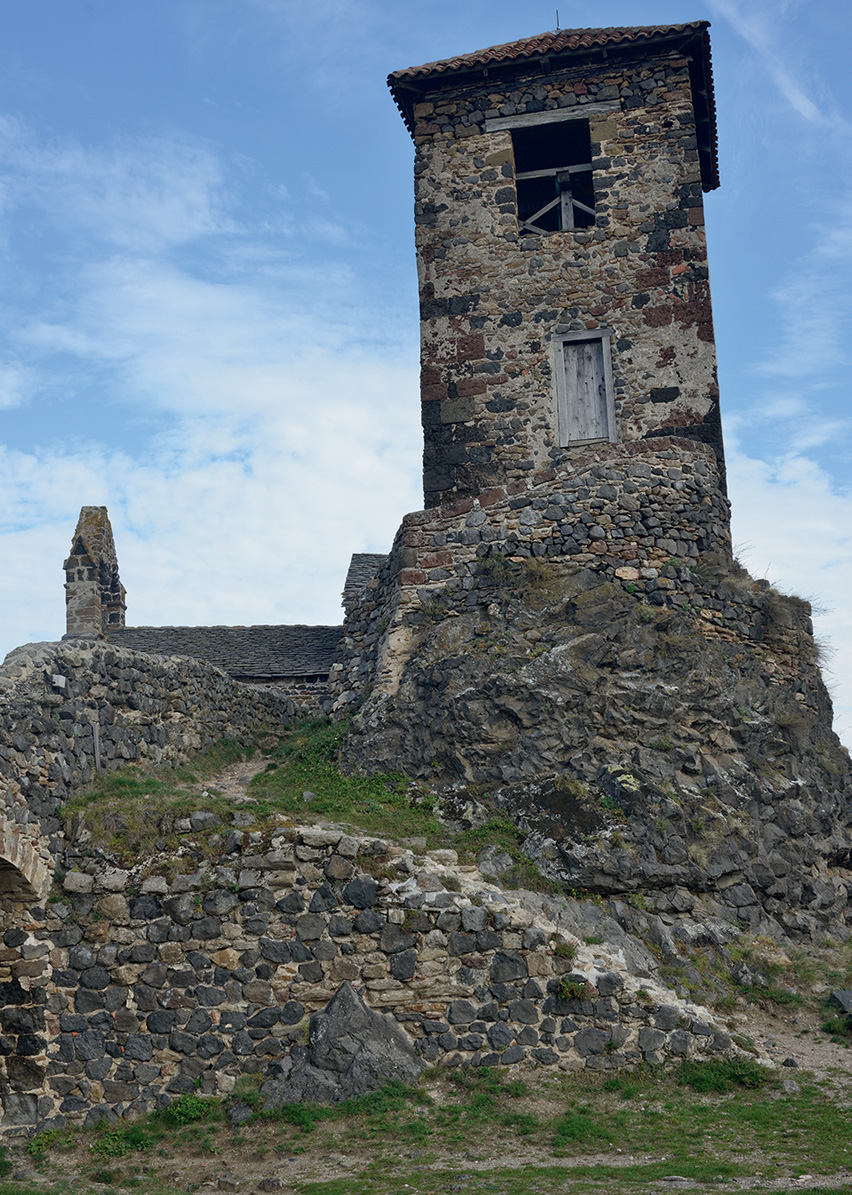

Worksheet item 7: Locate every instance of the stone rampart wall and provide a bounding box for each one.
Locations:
[0,641,302,878]
[0,823,737,1133]
[330,438,807,713]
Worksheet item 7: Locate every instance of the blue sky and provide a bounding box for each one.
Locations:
[1,0,852,742]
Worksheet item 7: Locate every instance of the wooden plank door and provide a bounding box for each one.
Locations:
[559,339,608,442]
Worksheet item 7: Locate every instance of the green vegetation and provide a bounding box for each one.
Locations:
[10,1064,852,1195]
[251,728,561,893]
[62,720,569,893]
[61,738,251,863]
[677,1056,771,1093]
[727,937,816,1011]
[476,553,562,609]
[556,975,589,1001]
[738,981,805,1008]
[247,719,443,844]
[821,1004,852,1045]
[158,1093,213,1127]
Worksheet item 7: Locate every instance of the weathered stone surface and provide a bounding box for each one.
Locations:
[63,872,93,894]
[829,991,852,1014]
[260,982,424,1106]
[340,564,850,945]
[343,877,379,909]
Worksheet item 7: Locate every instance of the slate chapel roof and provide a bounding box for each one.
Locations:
[108,625,341,681]
[342,553,388,613]
[388,22,719,191]
[104,551,394,681]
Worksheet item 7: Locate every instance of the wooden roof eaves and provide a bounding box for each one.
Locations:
[389,23,719,192]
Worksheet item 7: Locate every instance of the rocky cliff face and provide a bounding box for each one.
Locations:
[343,560,852,944]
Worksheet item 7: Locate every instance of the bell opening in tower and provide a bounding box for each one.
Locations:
[512,118,595,234]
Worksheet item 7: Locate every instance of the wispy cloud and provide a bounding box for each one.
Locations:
[0,80,421,662]
[727,438,852,741]
[0,117,234,253]
[710,0,832,124]
[0,360,34,409]
[758,195,852,373]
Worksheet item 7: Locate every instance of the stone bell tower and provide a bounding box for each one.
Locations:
[330,24,731,709]
[388,22,723,509]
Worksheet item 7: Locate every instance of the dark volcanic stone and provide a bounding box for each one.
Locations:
[490,952,527,983]
[353,909,383,934]
[260,981,423,1107]
[390,948,417,981]
[343,876,379,909]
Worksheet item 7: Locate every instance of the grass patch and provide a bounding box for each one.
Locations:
[476,553,563,610]
[449,812,562,894]
[89,1094,225,1159]
[678,1056,772,1093]
[62,738,252,863]
[57,718,563,892]
[158,1092,213,1127]
[552,1105,614,1146]
[739,982,806,1008]
[821,1006,852,1045]
[248,720,445,844]
[7,1068,852,1194]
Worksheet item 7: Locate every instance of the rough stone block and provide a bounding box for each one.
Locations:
[63,872,94,894]
[342,876,379,910]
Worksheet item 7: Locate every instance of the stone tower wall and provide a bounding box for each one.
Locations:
[412,48,722,508]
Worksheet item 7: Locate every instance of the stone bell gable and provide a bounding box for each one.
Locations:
[63,505,126,636]
[388,22,723,509]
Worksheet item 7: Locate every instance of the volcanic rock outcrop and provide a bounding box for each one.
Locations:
[343,559,852,944]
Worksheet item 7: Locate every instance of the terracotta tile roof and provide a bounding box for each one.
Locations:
[390,23,708,82]
[389,22,718,191]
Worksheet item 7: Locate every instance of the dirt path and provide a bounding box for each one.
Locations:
[204,755,268,804]
[733,1004,852,1082]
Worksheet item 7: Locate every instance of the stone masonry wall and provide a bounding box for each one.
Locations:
[330,437,759,712]
[412,48,721,507]
[0,641,303,899]
[0,822,738,1133]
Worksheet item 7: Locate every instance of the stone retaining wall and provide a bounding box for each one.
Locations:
[409,42,722,508]
[0,641,302,891]
[0,821,738,1133]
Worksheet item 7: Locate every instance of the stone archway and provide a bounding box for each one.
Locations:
[0,820,51,904]
[0,818,53,1130]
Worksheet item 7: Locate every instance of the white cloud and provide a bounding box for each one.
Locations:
[0,360,35,409]
[0,96,422,662]
[0,330,421,643]
[727,440,852,744]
